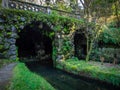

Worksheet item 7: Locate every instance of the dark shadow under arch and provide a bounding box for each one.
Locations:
[16,21,53,65]
[74,30,87,60]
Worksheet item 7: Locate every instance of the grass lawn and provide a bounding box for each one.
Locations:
[9,63,55,90]
[56,59,120,86]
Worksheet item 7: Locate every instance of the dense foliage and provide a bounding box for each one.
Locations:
[100,19,120,44]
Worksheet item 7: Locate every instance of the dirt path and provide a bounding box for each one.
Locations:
[0,63,17,90]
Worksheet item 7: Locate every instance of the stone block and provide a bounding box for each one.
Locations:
[9,45,16,51]
[19,25,24,29]
[9,55,17,60]
[11,26,16,32]
[6,38,16,44]
[10,33,18,38]
[0,18,5,23]
[0,26,4,30]
[6,49,16,57]
[4,43,10,49]
[21,17,25,22]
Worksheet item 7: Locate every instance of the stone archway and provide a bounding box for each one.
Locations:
[15,21,53,64]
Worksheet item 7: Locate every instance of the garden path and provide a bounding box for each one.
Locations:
[0,63,17,90]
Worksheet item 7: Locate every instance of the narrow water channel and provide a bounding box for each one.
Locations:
[26,62,118,90]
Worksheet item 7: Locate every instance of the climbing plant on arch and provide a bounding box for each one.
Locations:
[0,8,84,65]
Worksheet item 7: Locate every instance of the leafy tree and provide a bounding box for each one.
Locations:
[100,20,120,45]
[79,0,115,61]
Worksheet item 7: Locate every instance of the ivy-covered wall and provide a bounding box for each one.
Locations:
[0,8,84,63]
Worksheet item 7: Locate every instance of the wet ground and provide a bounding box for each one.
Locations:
[26,62,119,90]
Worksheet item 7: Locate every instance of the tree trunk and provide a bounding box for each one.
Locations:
[86,40,93,62]
[114,2,120,27]
[86,36,89,57]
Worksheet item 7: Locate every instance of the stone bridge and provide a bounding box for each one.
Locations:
[0,0,84,65]
[3,0,81,19]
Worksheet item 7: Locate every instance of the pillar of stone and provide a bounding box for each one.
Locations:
[4,26,18,60]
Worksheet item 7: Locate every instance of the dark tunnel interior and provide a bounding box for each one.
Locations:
[15,22,53,64]
[74,32,87,60]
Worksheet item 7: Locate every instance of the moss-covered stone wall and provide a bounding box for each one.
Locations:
[0,8,84,64]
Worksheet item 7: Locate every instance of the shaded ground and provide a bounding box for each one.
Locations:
[26,62,117,90]
[0,63,17,90]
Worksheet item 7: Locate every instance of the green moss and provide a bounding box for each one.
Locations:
[71,65,77,71]
[0,45,3,49]
[6,32,12,37]
[9,63,55,90]
[0,8,84,32]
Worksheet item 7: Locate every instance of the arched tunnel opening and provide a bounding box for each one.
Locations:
[16,21,53,65]
[74,31,87,60]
